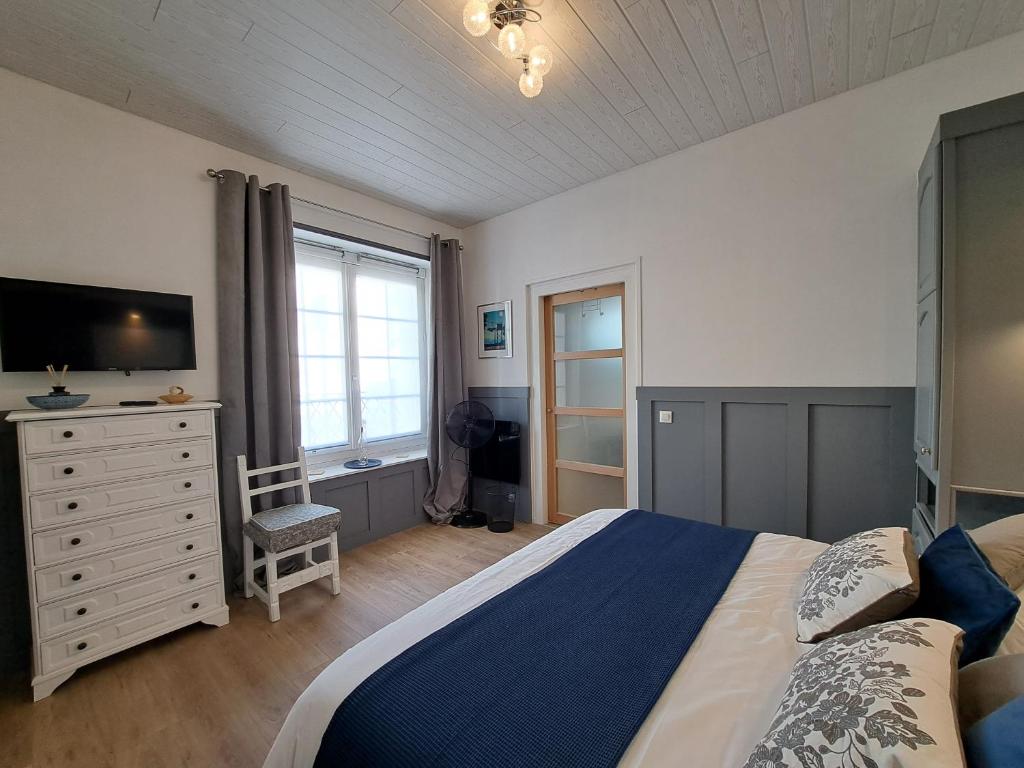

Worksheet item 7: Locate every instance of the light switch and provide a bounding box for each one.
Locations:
[658,410,673,424]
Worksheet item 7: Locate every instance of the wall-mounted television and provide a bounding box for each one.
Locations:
[0,277,197,373]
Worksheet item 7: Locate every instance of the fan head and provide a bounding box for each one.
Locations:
[445,400,496,449]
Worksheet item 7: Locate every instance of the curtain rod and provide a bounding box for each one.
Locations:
[205,169,431,243]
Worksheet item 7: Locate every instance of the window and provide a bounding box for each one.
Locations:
[294,231,428,459]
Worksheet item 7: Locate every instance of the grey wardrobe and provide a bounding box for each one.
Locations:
[912,92,1024,552]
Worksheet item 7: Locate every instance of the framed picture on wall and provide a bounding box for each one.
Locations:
[478,300,512,358]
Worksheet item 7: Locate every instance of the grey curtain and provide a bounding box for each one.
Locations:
[215,170,302,584]
[423,236,468,524]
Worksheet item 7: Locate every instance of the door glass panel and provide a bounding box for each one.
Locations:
[555,358,623,408]
[556,415,623,467]
[557,469,623,519]
[553,295,622,352]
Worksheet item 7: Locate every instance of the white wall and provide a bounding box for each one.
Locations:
[462,31,1024,390]
[0,67,458,411]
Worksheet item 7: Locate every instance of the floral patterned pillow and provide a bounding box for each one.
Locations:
[797,527,920,643]
[744,619,965,768]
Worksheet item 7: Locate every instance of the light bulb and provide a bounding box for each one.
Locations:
[528,44,553,76]
[498,23,527,59]
[519,70,543,98]
[462,0,491,37]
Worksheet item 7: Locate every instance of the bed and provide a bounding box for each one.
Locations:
[264,509,826,768]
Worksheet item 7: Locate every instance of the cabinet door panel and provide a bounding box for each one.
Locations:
[918,143,940,301]
[914,294,939,476]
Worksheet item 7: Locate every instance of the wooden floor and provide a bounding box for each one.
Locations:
[0,522,550,768]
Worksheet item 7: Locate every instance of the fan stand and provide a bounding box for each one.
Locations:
[450,447,486,528]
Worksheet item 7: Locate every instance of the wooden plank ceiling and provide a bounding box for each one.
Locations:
[2,0,1022,227]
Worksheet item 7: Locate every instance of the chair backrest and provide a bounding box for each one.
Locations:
[235,446,312,523]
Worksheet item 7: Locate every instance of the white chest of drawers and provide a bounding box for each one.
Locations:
[6,402,229,700]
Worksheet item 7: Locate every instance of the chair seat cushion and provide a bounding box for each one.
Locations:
[244,503,341,553]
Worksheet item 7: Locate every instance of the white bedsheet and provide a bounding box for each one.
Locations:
[263,509,826,768]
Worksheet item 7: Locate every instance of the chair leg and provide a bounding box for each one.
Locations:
[266,552,281,622]
[243,536,255,599]
[329,533,341,596]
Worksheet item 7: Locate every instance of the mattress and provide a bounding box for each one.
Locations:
[263,509,827,768]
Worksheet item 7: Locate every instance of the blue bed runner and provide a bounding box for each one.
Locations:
[313,510,756,768]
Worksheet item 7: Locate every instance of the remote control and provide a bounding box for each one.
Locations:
[119,400,159,406]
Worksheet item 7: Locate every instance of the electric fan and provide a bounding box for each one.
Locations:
[445,400,496,528]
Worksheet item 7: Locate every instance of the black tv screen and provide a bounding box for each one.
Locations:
[0,278,197,373]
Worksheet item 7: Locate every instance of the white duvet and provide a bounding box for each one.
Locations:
[264,509,826,768]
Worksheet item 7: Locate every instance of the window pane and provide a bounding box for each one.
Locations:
[301,399,348,449]
[359,358,420,397]
[300,310,343,356]
[356,270,423,441]
[553,295,622,352]
[296,254,349,449]
[297,261,343,312]
[556,415,623,468]
[555,358,623,408]
[386,281,418,320]
[363,395,421,440]
[301,357,346,400]
[556,469,623,519]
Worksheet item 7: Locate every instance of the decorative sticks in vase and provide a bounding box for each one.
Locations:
[46,364,69,394]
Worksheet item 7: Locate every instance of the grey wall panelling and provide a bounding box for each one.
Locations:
[637,387,915,543]
[0,416,31,680]
[310,459,429,551]
[467,386,531,524]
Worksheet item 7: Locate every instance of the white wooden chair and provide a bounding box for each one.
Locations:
[236,448,342,622]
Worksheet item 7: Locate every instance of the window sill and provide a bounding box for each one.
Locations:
[307,447,428,483]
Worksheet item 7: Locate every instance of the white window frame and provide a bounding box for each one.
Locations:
[294,237,429,467]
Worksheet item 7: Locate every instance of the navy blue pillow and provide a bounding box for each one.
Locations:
[909,525,1020,667]
[964,695,1024,768]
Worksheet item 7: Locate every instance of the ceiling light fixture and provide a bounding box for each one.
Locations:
[462,0,553,98]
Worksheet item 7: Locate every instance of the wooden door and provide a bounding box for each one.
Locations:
[543,284,626,525]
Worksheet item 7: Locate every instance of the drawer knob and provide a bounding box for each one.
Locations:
[67,502,78,510]
[185,544,195,551]
[71,573,82,582]
[179,421,188,428]
[63,430,74,439]
[183,481,192,489]
[188,573,197,581]
[185,513,194,520]
[191,602,200,610]
[63,466,74,475]
[77,642,88,651]
[76,607,87,616]
[70,537,81,546]
[182,451,190,459]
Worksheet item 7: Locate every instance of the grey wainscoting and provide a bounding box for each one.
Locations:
[638,388,915,543]
[467,387,531,523]
[310,459,430,551]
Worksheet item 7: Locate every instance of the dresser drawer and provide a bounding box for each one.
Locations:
[23,410,213,456]
[29,468,215,530]
[25,439,213,493]
[32,497,217,566]
[37,555,221,640]
[35,525,220,604]
[39,584,222,675]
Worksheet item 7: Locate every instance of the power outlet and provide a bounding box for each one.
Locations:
[658,410,673,424]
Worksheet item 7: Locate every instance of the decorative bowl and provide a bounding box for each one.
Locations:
[26,393,90,410]
[159,393,194,404]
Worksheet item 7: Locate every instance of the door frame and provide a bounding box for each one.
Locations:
[526,262,642,525]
